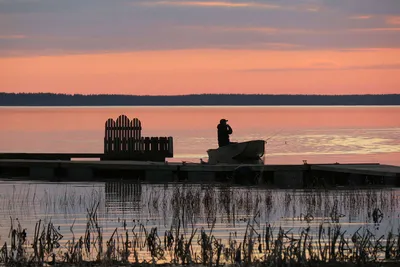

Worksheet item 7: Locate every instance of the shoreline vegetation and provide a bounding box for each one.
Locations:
[1,93,400,106]
[0,184,399,266]
[2,203,400,267]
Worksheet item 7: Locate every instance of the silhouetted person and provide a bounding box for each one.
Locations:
[217,119,233,147]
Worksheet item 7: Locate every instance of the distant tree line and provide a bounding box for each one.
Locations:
[0,92,399,106]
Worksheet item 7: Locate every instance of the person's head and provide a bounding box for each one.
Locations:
[220,119,228,125]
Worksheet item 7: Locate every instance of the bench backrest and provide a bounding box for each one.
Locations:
[104,115,142,154]
[103,114,173,159]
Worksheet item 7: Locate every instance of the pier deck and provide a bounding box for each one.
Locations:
[311,164,400,177]
[0,159,399,188]
[0,153,104,160]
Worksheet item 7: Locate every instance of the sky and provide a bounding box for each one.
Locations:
[0,0,400,95]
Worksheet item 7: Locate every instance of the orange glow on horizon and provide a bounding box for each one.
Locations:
[1,106,399,132]
[1,48,400,95]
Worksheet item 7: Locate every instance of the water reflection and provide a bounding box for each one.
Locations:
[105,182,142,213]
[1,106,400,165]
[0,181,400,263]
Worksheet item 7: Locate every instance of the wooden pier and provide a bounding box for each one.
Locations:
[0,159,399,188]
[1,114,399,188]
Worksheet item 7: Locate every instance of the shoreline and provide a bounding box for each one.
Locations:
[1,104,400,107]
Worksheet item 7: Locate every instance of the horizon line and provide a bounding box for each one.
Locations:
[2,92,400,97]
[1,105,399,108]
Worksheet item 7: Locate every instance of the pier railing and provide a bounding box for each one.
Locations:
[102,115,173,161]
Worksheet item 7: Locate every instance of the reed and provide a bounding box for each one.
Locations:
[1,183,400,267]
[1,206,400,267]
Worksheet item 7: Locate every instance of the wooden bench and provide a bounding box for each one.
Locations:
[101,114,173,161]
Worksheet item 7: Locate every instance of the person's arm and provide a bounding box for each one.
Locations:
[227,125,233,134]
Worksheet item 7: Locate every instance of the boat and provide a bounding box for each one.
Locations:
[207,140,266,164]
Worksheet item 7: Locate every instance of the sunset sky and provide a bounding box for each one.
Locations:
[1,0,400,95]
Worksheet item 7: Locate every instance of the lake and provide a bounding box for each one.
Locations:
[0,106,399,165]
[0,106,399,263]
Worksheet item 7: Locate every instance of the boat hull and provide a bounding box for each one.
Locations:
[207,140,265,164]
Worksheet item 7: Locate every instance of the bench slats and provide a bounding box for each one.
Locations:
[103,114,173,161]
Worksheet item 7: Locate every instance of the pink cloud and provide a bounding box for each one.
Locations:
[0,35,26,40]
[178,25,325,35]
[136,0,320,12]
[349,15,373,20]
[386,16,400,25]
[140,1,280,9]
[349,27,400,32]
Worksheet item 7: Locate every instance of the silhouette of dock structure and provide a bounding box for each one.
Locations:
[0,114,399,188]
[0,159,399,189]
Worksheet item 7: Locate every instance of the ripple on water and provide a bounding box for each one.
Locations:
[0,181,399,262]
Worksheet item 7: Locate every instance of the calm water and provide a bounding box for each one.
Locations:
[0,106,400,262]
[0,106,399,164]
[0,181,399,262]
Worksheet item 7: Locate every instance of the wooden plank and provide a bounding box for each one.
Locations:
[168,137,173,156]
[3,159,399,186]
[132,119,136,151]
[0,153,104,160]
[151,137,159,152]
[144,137,150,152]
[4,159,397,178]
[116,115,130,152]
[104,118,114,154]
[115,116,121,153]
[138,119,143,151]
[127,117,133,155]
[128,137,134,157]
[311,164,400,177]
[124,115,130,152]
[0,159,329,172]
[133,118,141,151]
[109,118,113,153]
[159,137,166,152]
